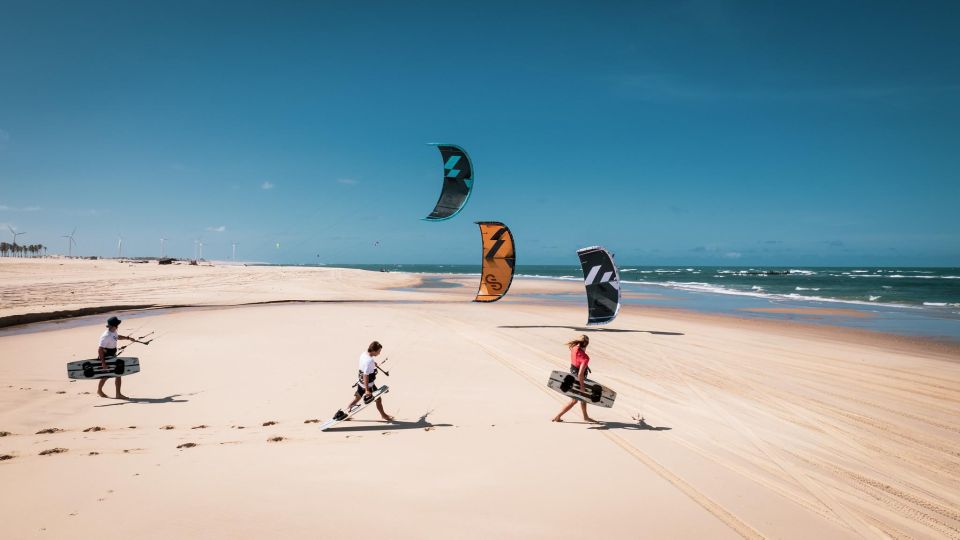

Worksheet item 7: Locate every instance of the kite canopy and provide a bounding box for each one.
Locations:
[577,246,621,325]
[424,144,474,221]
[475,221,515,302]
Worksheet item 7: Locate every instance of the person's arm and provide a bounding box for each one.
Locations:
[578,363,588,391]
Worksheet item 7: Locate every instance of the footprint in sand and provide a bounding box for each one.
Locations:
[191,425,208,430]
[128,426,137,429]
[268,436,285,442]
[1,454,14,461]
[233,426,246,430]
[56,391,66,394]
[177,443,197,449]
[0,431,11,437]
[36,428,62,435]
[89,452,99,456]
[304,419,319,424]
[160,425,175,430]
[39,448,68,456]
[262,421,277,426]
[83,426,105,433]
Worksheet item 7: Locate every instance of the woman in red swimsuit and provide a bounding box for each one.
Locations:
[551,335,598,423]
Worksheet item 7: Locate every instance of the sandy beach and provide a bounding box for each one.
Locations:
[1,258,959,539]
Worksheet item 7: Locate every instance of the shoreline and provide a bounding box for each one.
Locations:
[5,293,959,362]
[2,258,958,356]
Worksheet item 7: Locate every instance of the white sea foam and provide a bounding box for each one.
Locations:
[795,287,821,291]
[623,279,917,309]
[869,296,881,301]
[789,269,816,275]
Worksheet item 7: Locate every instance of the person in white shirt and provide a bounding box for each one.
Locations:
[333,341,393,422]
[97,316,136,399]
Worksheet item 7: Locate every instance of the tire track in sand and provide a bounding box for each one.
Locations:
[423,312,766,540]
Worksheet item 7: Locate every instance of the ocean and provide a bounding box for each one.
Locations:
[323,264,960,342]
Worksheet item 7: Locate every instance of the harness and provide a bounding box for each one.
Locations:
[357,369,377,388]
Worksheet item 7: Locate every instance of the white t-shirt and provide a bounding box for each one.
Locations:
[99,329,119,349]
[358,352,377,386]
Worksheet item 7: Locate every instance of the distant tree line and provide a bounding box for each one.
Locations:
[0,242,47,257]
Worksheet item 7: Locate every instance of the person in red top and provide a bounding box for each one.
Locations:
[551,335,599,423]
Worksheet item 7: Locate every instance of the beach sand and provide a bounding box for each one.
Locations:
[1,258,959,539]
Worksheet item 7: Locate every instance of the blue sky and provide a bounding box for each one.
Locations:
[1,1,958,266]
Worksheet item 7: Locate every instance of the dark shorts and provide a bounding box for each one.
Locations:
[570,364,591,376]
[355,383,379,398]
[103,348,117,358]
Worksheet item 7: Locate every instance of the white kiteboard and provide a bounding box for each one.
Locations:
[319,386,390,431]
[547,370,616,408]
[67,357,140,379]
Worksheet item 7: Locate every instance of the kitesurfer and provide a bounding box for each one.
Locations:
[551,335,599,423]
[332,341,394,422]
[97,316,137,399]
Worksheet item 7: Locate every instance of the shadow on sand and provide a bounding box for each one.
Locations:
[94,393,191,407]
[589,419,672,431]
[326,411,453,433]
[498,325,683,336]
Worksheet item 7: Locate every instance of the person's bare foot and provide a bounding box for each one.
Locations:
[382,415,395,422]
[115,393,129,400]
[551,417,563,422]
[584,417,599,423]
[97,391,109,398]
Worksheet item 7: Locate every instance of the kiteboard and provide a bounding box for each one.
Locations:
[319,385,390,431]
[547,370,616,408]
[67,357,140,379]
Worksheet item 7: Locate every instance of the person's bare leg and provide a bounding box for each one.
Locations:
[115,377,127,399]
[552,399,578,422]
[375,398,393,421]
[344,395,361,411]
[580,401,597,423]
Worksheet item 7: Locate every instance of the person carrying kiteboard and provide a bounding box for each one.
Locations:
[551,335,599,423]
[97,316,138,399]
[332,341,394,422]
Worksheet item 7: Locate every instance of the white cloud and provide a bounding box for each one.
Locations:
[261,181,275,190]
[724,252,742,259]
[207,225,226,233]
[0,204,40,212]
[337,178,358,185]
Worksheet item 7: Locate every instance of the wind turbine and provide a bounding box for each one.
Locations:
[160,237,168,258]
[116,235,124,259]
[8,225,26,246]
[62,227,78,257]
[231,241,239,261]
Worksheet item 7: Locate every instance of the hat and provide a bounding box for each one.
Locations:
[106,316,122,327]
